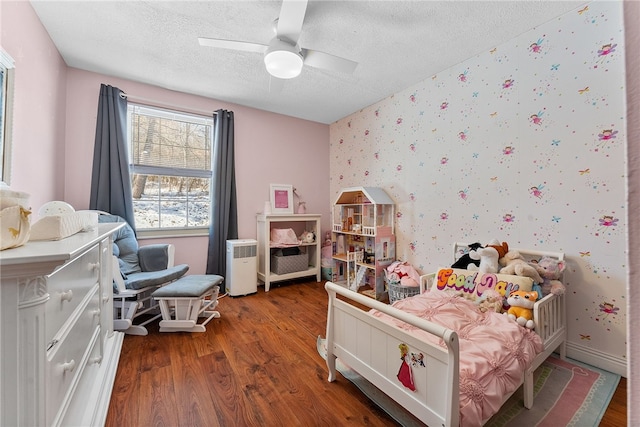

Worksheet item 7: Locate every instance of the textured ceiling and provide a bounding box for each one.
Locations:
[30,0,586,124]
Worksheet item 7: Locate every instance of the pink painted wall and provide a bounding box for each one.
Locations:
[0,1,67,210]
[1,2,331,274]
[64,69,330,273]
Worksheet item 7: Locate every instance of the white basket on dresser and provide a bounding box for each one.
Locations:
[0,222,125,427]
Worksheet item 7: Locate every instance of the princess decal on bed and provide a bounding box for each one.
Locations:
[397,343,416,391]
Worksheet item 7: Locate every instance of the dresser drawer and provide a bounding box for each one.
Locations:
[46,285,101,426]
[57,326,103,427]
[45,245,100,343]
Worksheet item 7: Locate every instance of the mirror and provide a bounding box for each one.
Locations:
[0,48,15,185]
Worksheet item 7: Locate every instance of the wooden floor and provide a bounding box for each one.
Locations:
[105,279,627,427]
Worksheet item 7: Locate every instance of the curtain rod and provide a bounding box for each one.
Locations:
[119,92,217,117]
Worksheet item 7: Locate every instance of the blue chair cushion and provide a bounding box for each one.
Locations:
[152,275,224,298]
[124,264,190,291]
[98,214,141,275]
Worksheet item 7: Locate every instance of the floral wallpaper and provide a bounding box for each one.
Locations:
[329,1,626,371]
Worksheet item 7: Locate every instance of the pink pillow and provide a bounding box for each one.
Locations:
[270,228,298,245]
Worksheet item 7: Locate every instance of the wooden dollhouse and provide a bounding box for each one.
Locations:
[331,187,395,300]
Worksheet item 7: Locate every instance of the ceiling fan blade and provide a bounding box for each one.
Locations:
[276,0,308,44]
[198,37,268,54]
[302,49,358,74]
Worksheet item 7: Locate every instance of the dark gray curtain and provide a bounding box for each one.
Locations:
[89,84,136,232]
[207,109,238,292]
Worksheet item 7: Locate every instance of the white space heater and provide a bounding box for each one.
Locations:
[226,239,258,297]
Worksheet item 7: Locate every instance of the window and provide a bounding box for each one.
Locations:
[1,48,15,184]
[127,104,213,234]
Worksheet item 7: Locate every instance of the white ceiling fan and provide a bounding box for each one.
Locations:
[198,0,358,80]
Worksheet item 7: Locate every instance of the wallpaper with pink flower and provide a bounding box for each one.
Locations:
[329,1,626,371]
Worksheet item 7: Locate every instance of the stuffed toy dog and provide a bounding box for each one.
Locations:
[506,290,538,329]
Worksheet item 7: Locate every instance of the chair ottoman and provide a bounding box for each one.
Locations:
[152,274,224,332]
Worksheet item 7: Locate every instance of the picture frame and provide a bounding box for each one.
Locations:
[270,184,294,214]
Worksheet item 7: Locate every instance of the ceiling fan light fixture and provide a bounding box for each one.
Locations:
[264,39,303,79]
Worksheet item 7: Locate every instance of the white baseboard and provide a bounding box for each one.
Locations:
[566,341,627,377]
[90,331,125,427]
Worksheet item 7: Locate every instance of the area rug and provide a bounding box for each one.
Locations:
[316,337,620,426]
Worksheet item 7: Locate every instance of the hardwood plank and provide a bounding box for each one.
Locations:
[170,350,220,427]
[200,350,261,426]
[106,333,143,426]
[137,364,179,426]
[105,279,627,427]
[599,376,627,427]
[136,320,172,372]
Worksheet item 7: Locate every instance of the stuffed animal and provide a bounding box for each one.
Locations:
[532,256,566,296]
[468,247,499,273]
[385,261,420,287]
[487,241,509,260]
[451,242,483,269]
[298,230,315,244]
[468,242,508,274]
[506,290,538,329]
[475,289,504,313]
[499,250,543,284]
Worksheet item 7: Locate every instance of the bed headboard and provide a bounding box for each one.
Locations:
[420,242,565,293]
[453,242,564,264]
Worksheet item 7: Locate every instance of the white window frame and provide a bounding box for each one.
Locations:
[126,103,214,238]
[0,48,15,185]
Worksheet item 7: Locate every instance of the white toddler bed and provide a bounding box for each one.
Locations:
[323,243,566,427]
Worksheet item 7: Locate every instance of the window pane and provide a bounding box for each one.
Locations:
[129,106,211,171]
[131,174,210,230]
[127,103,213,232]
[160,197,187,228]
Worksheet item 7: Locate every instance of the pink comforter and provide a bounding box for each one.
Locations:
[371,291,543,426]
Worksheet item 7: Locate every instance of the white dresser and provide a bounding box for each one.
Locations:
[0,222,124,427]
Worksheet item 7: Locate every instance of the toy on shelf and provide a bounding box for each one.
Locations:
[298,230,315,244]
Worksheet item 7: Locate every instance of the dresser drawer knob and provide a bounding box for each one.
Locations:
[89,262,100,271]
[92,308,101,318]
[61,359,76,374]
[90,356,103,365]
[102,294,110,304]
[60,290,73,302]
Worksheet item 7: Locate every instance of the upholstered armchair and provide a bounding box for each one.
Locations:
[98,214,189,335]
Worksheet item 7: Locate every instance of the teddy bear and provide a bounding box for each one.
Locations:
[499,249,543,284]
[468,241,509,274]
[298,230,315,244]
[475,289,504,313]
[532,256,566,296]
[506,290,538,329]
[451,242,483,269]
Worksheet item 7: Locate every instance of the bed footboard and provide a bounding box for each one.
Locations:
[523,291,567,408]
[324,281,460,427]
[534,292,566,358]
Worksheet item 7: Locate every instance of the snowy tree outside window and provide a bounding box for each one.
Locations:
[127,104,212,232]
